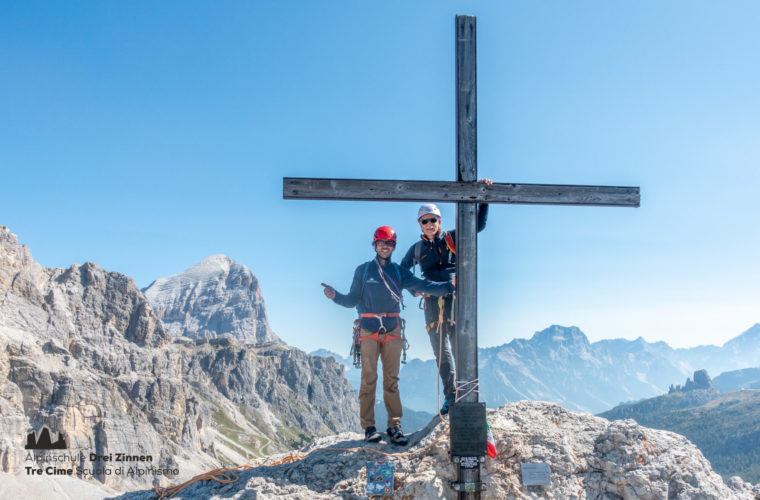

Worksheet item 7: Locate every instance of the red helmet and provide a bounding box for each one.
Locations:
[373,226,397,243]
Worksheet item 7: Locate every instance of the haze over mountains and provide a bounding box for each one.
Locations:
[316,324,760,416]
[146,254,760,419]
[388,324,760,415]
[2,223,758,498]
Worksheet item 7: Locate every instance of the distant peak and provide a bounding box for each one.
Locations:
[182,254,250,277]
[143,254,252,295]
[193,254,235,270]
[199,254,234,264]
[722,323,760,348]
[532,325,588,344]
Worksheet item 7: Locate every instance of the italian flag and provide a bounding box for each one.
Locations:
[486,421,496,458]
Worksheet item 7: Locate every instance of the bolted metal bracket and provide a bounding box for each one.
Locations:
[449,480,487,492]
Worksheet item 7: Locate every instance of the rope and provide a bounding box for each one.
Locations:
[153,430,450,498]
[454,378,479,403]
[153,453,305,499]
[435,296,445,334]
[374,257,403,306]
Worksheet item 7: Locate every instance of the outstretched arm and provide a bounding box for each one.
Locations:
[400,266,454,297]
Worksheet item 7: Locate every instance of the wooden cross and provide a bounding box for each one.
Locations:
[283,15,638,497]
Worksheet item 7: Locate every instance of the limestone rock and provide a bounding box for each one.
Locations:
[0,226,358,494]
[143,254,279,344]
[115,401,759,499]
[670,369,715,393]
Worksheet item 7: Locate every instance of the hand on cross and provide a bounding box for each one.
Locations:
[478,178,494,186]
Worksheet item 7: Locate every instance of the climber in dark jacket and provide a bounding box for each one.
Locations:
[399,178,492,415]
[322,225,454,445]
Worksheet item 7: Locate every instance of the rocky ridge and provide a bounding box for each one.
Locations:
[0,226,358,493]
[115,401,760,500]
[143,254,279,344]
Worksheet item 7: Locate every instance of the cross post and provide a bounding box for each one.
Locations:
[283,15,639,499]
[453,15,482,497]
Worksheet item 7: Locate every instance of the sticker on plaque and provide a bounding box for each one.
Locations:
[366,461,395,496]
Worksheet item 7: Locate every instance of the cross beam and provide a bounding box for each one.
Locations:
[283,178,640,207]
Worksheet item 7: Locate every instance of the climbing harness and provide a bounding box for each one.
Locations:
[359,314,403,345]
[360,312,399,332]
[349,260,409,365]
[412,231,457,339]
[422,294,456,335]
[350,314,409,365]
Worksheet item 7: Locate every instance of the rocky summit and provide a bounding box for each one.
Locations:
[115,401,760,500]
[143,254,279,344]
[0,226,358,495]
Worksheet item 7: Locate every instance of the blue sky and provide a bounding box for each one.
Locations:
[2,1,758,360]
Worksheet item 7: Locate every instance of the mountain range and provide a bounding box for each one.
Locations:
[714,367,760,391]
[317,324,760,416]
[3,222,759,497]
[0,226,357,495]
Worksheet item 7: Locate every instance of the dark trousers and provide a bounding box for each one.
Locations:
[424,294,456,401]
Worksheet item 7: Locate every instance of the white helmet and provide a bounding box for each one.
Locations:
[417,203,441,220]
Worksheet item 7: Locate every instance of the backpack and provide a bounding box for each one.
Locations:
[412,231,456,268]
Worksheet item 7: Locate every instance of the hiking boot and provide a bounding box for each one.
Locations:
[440,397,455,416]
[386,425,409,446]
[365,426,382,443]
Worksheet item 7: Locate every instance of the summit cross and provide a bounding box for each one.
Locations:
[283,15,639,498]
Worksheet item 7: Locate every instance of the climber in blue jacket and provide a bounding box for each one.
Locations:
[322,225,454,445]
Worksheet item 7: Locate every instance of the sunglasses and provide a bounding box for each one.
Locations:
[419,217,439,225]
[376,240,396,247]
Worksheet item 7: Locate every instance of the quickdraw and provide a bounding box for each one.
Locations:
[350,318,362,368]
